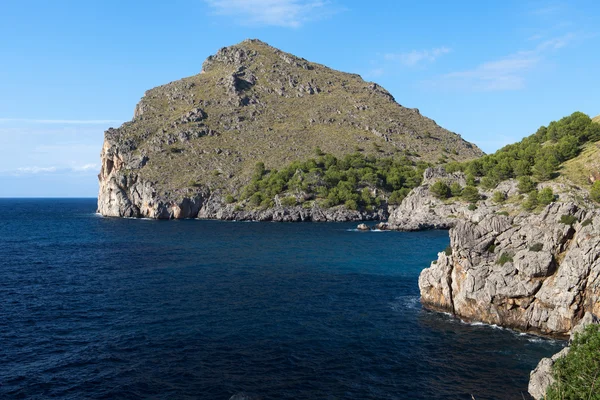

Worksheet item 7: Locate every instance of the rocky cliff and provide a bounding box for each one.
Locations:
[97,39,482,219]
[385,167,600,338]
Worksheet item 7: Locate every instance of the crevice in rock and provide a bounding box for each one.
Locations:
[447,258,456,315]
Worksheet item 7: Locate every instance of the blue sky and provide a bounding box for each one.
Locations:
[1,0,598,197]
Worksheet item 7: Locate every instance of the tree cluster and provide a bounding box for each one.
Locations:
[240,152,430,210]
[445,112,600,187]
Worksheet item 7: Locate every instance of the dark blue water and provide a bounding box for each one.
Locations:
[0,199,563,399]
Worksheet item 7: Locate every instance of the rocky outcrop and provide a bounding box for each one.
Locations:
[418,200,600,337]
[387,167,520,231]
[528,312,599,399]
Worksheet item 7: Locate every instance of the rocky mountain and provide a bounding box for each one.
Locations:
[593,114,600,123]
[98,39,482,219]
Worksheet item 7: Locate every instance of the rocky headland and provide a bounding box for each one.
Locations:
[97,39,481,220]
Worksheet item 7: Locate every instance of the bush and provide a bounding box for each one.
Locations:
[582,219,593,227]
[248,192,264,207]
[591,181,600,203]
[496,211,509,216]
[492,191,506,204]
[529,243,544,252]
[224,194,236,204]
[468,203,478,211]
[444,245,452,256]
[462,186,480,203]
[518,176,536,194]
[280,196,297,207]
[546,324,600,400]
[538,187,555,206]
[430,180,451,199]
[345,199,358,210]
[522,190,539,211]
[450,182,463,197]
[497,252,514,265]
[560,215,578,226]
[480,176,498,190]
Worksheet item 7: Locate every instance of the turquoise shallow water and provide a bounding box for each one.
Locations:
[0,198,563,399]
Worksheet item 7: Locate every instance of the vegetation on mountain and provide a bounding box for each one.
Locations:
[546,324,600,400]
[239,151,429,209]
[444,112,600,186]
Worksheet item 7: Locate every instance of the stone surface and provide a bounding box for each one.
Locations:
[419,200,600,337]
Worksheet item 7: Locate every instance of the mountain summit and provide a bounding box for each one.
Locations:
[98,39,483,219]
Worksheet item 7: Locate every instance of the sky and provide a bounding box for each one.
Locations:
[1,0,598,197]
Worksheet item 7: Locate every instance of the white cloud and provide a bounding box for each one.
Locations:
[204,0,337,28]
[16,166,58,174]
[384,47,452,67]
[429,33,576,91]
[71,163,98,172]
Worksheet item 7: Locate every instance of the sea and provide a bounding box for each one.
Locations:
[0,198,564,399]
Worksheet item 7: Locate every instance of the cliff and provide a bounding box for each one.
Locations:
[385,167,600,338]
[98,39,482,219]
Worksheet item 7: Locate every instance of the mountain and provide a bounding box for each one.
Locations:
[593,114,600,123]
[98,39,482,219]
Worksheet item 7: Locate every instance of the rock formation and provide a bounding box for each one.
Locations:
[97,39,482,219]
[386,167,600,338]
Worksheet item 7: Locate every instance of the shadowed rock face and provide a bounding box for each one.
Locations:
[97,39,482,219]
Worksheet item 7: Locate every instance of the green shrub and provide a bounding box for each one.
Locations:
[345,199,358,210]
[522,190,539,211]
[591,181,600,203]
[492,191,506,204]
[518,176,536,194]
[480,176,498,190]
[546,324,600,400]
[462,186,481,203]
[496,211,509,216]
[224,194,236,204]
[560,215,578,226]
[280,196,297,207]
[468,203,478,211]
[487,244,496,253]
[497,252,514,265]
[450,182,463,197]
[538,187,555,206]
[430,180,451,199]
[444,245,452,256]
[529,243,544,252]
[581,219,593,227]
[248,192,264,207]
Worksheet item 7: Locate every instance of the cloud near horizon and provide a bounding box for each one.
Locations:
[384,47,452,67]
[203,0,338,28]
[427,33,578,91]
[8,164,99,176]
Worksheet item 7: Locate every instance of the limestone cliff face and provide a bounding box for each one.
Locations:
[98,135,208,219]
[419,203,600,337]
[390,169,600,337]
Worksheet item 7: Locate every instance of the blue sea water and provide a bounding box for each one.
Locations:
[0,199,563,399]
